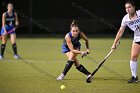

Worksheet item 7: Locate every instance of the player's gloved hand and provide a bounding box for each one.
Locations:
[81,51,88,58]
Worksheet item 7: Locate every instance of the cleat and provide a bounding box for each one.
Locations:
[14,54,21,59]
[57,73,65,81]
[0,55,4,59]
[127,76,139,83]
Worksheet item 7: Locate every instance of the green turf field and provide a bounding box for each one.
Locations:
[0,37,140,93]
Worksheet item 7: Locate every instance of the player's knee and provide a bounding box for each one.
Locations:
[11,39,16,44]
[2,40,7,44]
[131,55,138,61]
[131,58,137,62]
[131,56,138,61]
[68,55,76,60]
[10,36,16,43]
[67,60,74,66]
[74,61,80,67]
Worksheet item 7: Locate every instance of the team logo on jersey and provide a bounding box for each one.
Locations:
[128,18,140,26]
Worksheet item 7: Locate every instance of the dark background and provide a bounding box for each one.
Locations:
[1,0,140,36]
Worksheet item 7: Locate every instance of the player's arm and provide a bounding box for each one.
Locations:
[65,34,82,54]
[80,31,90,53]
[14,12,19,29]
[112,26,125,49]
[2,13,7,33]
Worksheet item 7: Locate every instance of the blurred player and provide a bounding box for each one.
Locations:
[0,3,20,59]
[57,20,91,80]
[111,0,140,83]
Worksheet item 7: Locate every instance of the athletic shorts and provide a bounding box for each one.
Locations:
[62,43,81,53]
[1,25,15,35]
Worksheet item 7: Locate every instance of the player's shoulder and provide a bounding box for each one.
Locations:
[122,14,129,22]
[65,33,70,39]
[2,12,7,16]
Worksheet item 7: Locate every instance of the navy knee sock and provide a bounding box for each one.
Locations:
[12,43,17,55]
[62,60,73,75]
[1,44,6,56]
[76,64,91,75]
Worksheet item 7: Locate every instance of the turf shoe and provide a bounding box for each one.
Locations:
[127,76,139,83]
[0,55,4,59]
[14,54,21,59]
[57,73,65,81]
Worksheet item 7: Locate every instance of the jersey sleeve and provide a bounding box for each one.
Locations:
[121,16,127,27]
[136,10,140,16]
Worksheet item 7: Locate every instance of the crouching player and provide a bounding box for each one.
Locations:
[57,20,91,80]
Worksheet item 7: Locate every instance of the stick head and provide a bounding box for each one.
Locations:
[86,77,92,83]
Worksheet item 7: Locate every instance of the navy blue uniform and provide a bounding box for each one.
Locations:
[1,11,15,35]
[62,32,81,53]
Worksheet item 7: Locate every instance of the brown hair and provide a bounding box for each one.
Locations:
[7,3,13,7]
[125,0,135,7]
[70,20,79,28]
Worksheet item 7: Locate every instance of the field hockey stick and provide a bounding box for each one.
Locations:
[86,42,120,83]
[0,28,15,39]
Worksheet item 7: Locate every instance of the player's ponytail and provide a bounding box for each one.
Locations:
[71,20,79,28]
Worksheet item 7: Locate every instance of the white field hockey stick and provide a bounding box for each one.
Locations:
[86,42,120,83]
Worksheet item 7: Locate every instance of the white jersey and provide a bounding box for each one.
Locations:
[121,10,140,42]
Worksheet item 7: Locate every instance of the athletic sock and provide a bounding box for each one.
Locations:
[1,44,6,56]
[76,64,91,75]
[62,60,73,75]
[12,43,17,55]
[130,60,138,78]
